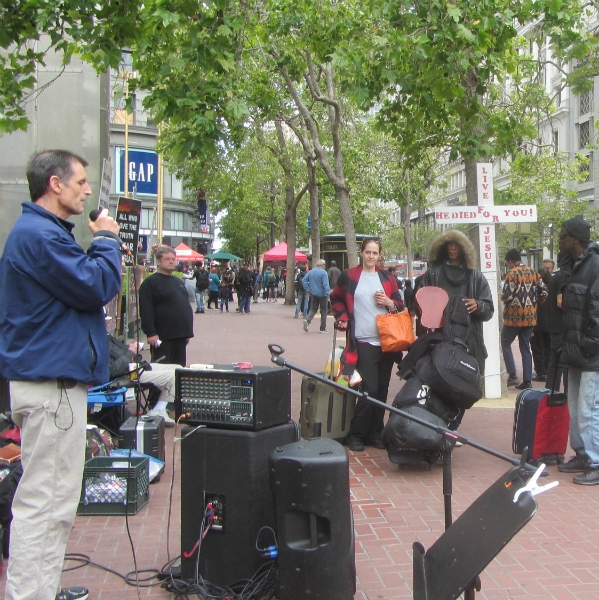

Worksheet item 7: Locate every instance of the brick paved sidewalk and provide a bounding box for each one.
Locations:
[2,298,597,599]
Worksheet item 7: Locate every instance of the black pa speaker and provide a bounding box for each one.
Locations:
[180,422,298,584]
[269,437,356,600]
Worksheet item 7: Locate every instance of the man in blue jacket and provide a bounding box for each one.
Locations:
[0,150,122,600]
[302,259,331,333]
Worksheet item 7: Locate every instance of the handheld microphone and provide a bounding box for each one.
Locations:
[89,209,131,256]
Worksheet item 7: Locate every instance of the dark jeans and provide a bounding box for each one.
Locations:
[207,290,219,308]
[531,330,552,377]
[151,337,188,367]
[349,342,401,440]
[306,295,328,330]
[501,325,533,383]
[239,295,251,313]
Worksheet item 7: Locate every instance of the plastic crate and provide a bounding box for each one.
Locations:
[77,456,149,516]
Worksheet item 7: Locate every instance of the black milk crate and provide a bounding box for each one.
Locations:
[77,456,149,516]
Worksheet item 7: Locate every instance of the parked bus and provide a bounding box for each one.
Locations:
[394,260,427,280]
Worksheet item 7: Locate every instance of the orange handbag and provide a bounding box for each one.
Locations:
[376,309,415,352]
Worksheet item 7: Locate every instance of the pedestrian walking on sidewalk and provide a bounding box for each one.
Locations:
[302,259,330,333]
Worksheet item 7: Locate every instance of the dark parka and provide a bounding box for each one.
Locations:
[418,229,494,371]
[560,243,599,370]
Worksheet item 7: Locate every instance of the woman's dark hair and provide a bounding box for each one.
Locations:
[405,279,413,288]
[360,238,383,253]
[27,150,88,202]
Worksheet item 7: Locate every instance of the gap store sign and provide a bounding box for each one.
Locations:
[116,147,158,196]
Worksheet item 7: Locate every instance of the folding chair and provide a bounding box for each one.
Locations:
[87,382,127,436]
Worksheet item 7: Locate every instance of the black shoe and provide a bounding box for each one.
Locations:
[56,588,89,600]
[533,375,546,382]
[364,434,385,449]
[507,374,518,386]
[515,381,532,390]
[558,453,589,473]
[347,436,364,451]
[573,467,599,485]
[195,310,201,313]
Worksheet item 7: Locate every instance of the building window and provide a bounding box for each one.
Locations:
[580,121,590,149]
[164,210,190,231]
[172,177,183,199]
[579,153,592,183]
[554,87,561,108]
[580,89,592,115]
[141,208,155,229]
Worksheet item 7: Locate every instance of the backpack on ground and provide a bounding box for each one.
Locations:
[383,405,447,452]
[195,269,209,291]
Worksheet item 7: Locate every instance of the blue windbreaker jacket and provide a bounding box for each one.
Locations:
[0,203,122,385]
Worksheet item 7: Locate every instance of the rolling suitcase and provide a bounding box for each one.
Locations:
[512,387,569,464]
[300,375,355,442]
[300,328,355,442]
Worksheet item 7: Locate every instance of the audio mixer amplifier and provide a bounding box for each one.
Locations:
[175,365,291,430]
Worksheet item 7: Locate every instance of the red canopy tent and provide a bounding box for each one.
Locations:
[263,242,308,263]
[174,243,204,262]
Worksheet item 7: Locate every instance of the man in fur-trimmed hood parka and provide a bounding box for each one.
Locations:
[418,229,494,373]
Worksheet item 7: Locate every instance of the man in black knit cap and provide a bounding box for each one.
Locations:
[557,215,599,485]
[140,246,194,366]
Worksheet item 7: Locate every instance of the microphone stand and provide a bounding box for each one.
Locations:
[267,343,556,600]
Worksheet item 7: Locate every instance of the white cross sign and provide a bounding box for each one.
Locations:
[434,204,537,224]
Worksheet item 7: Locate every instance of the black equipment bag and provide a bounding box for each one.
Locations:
[0,460,23,558]
[382,405,447,452]
[413,341,482,409]
[392,377,456,423]
[442,294,471,344]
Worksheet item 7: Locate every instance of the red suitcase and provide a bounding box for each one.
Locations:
[512,388,569,464]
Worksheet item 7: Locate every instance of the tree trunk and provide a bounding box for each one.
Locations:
[403,172,413,278]
[307,157,320,267]
[285,182,297,305]
[279,60,359,268]
[464,156,481,268]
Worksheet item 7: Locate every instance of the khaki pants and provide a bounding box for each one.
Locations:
[140,363,176,405]
[6,379,88,600]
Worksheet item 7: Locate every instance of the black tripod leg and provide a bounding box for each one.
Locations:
[442,438,453,530]
[464,575,482,599]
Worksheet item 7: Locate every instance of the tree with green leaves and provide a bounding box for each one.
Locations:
[1,0,250,160]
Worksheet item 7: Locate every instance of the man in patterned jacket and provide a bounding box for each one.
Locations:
[501,249,548,390]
